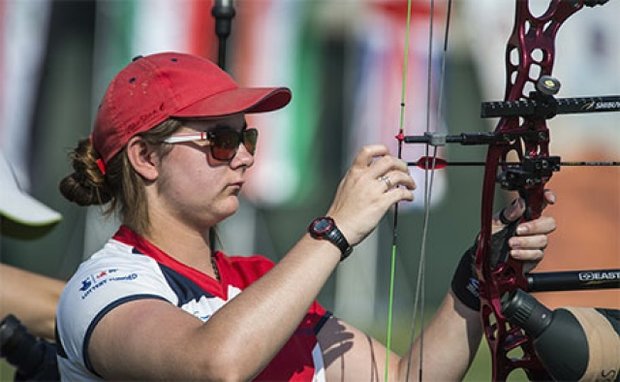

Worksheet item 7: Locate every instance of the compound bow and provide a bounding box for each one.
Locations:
[397,0,620,380]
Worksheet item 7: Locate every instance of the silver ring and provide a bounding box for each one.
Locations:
[379,175,393,189]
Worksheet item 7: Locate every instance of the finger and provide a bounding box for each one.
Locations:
[383,186,415,206]
[367,155,409,179]
[543,189,557,207]
[509,233,548,251]
[509,249,545,262]
[352,145,391,168]
[515,216,556,236]
[379,171,416,191]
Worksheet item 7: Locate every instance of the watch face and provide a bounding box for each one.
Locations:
[308,216,352,260]
[311,217,334,236]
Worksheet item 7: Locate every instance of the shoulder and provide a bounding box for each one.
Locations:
[59,239,177,318]
[57,238,178,370]
[64,239,164,295]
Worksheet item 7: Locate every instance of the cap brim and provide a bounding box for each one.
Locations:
[0,154,62,226]
[172,87,292,119]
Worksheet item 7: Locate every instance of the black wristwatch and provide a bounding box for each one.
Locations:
[308,216,353,261]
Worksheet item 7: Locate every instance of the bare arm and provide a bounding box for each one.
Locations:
[318,291,480,381]
[88,145,554,381]
[91,235,342,380]
[318,193,557,381]
[397,292,482,381]
[89,145,415,380]
[0,263,63,340]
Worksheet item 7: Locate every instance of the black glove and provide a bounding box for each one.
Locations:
[451,220,520,311]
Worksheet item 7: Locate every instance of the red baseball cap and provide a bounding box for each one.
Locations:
[92,52,292,164]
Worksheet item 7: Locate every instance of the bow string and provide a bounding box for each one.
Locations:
[385,0,453,380]
[384,0,414,379]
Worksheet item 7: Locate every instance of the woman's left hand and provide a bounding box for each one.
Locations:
[492,190,557,271]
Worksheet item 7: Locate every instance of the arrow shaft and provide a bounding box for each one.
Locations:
[408,160,620,168]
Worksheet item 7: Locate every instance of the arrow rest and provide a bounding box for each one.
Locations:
[497,156,561,191]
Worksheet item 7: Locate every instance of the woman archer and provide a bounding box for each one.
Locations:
[56,52,555,381]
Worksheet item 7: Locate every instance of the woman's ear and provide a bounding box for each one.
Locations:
[126,136,159,181]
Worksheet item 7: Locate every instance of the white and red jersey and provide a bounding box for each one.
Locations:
[56,226,330,381]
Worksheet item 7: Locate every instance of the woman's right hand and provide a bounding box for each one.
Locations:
[326,145,415,247]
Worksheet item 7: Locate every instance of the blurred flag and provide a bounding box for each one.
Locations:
[234,0,322,207]
[347,0,448,210]
[92,0,216,105]
[85,0,219,256]
[0,0,52,189]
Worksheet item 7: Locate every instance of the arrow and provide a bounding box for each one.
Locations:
[408,156,620,170]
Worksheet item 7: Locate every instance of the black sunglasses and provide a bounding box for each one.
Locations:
[164,126,258,161]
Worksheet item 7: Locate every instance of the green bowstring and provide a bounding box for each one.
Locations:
[385,0,413,380]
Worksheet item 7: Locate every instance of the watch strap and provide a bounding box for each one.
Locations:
[326,226,353,261]
[308,217,353,261]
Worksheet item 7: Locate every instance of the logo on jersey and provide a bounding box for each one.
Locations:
[79,268,138,299]
[79,278,92,291]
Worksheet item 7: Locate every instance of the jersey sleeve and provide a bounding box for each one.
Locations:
[56,246,177,375]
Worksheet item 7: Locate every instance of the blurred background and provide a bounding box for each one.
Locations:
[1,0,618,380]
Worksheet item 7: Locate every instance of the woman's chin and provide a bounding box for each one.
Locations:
[218,197,240,219]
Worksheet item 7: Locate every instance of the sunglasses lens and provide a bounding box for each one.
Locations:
[210,129,238,160]
[209,127,258,161]
[242,129,258,155]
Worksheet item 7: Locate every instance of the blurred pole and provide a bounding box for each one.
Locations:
[211,0,235,70]
[210,0,259,257]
